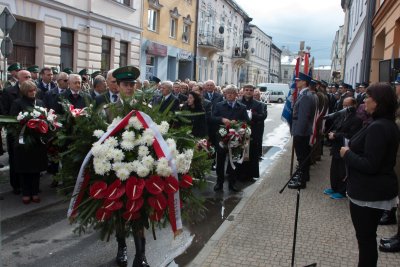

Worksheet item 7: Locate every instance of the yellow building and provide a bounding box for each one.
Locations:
[140,0,197,81]
[370,0,400,83]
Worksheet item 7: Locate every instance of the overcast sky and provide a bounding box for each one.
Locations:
[234,0,345,68]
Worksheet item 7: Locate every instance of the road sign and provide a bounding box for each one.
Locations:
[0,7,16,35]
[1,36,13,57]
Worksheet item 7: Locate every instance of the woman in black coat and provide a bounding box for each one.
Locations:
[340,82,399,267]
[181,91,207,138]
[10,80,48,204]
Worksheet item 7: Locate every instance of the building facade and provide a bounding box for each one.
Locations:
[1,0,142,75]
[343,0,368,87]
[196,0,252,86]
[245,24,271,86]
[140,0,197,82]
[269,43,282,83]
[280,47,297,85]
[330,25,345,83]
[370,0,400,83]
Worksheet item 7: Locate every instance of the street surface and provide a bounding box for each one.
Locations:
[0,103,293,266]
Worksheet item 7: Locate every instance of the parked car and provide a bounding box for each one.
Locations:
[257,83,289,103]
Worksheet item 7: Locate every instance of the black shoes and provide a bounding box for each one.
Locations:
[379,235,400,252]
[132,254,150,267]
[116,243,128,267]
[213,183,223,192]
[228,184,241,192]
[288,172,306,189]
[379,208,397,225]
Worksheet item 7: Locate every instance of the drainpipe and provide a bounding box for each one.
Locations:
[342,0,351,82]
[193,0,200,80]
[362,0,375,83]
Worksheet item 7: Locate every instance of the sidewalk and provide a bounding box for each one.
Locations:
[191,143,400,267]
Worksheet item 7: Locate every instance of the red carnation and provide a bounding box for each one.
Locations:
[89,181,108,199]
[180,174,193,188]
[148,194,167,211]
[95,208,112,222]
[145,175,165,195]
[126,198,144,213]
[123,210,141,221]
[106,180,125,200]
[102,199,123,211]
[125,177,145,200]
[149,210,164,222]
[164,176,179,194]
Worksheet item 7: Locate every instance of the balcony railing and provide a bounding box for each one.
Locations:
[198,31,224,51]
[232,49,248,59]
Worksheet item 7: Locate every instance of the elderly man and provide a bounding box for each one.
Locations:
[44,72,69,113]
[152,81,179,113]
[211,85,249,192]
[90,75,107,99]
[95,69,120,107]
[59,74,90,109]
[1,69,32,195]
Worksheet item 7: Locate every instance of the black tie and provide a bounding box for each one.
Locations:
[112,94,118,102]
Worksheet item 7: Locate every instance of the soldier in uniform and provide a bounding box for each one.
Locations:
[288,72,316,189]
[27,65,40,83]
[63,67,74,75]
[4,62,21,88]
[78,68,91,92]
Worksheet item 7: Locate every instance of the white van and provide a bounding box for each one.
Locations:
[257,83,289,103]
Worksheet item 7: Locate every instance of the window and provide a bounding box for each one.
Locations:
[9,20,36,67]
[182,24,190,43]
[101,37,111,71]
[284,70,288,79]
[60,29,74,71]
[120,41,128,67]
[114,0,131,6]
[170,18,177,38]
[148,9,158,32]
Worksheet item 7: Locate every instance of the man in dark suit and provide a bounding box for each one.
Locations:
[89,75,107,99]
[36,67,57,99]
[172,82,188,104]
[59,74,91,110]
[253,88,268,158]
[238,84,265,181]
[95,69,120,107]
[152,81,179,113]
[356,82,368,107]
[288,72,316,189]
[44,72,69,113]
[212,85,249,192]
[1,70,33,195]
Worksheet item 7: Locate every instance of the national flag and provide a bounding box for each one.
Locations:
[303,52,309,75]
[281,57,300,128]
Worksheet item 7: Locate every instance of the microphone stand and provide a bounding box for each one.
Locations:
[280,143,318,267]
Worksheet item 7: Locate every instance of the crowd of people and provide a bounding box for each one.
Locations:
[0,62,269,267]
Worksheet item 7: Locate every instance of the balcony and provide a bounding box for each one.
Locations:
[198,31,224,52]
[232,49,249,65]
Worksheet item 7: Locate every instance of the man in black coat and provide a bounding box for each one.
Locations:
[89,75,107,99]
[238,84,265,181]
[43,72,69,113]
[1,70,33,194]
[212,85,249,192]
[172,82,188,104]
[326,97,362,199]
[95,69,120,107]
[58,74,91,111]
[151,81,179,113]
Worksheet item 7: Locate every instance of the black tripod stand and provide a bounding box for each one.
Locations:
[279,145,317,267]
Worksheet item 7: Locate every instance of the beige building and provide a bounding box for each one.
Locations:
[269,43,281,83]
[1,0,142,74]
[370,0,400,83]
[140,0,197,81]
[196,0,252,86]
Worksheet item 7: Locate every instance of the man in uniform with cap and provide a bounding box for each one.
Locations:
[288,72,316,189]
[78,68,91,93]
[4,62,21,88]
[63,67,74,75]
[27,65,40,83]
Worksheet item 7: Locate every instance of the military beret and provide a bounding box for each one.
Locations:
[355,83,360,88]
[91,71,102,79]
[8,62,21,72]
[112,66,140,82]
[78,68,89,76]
[51,67,59,74]
[320,80,328,87]
[27,65,39,73]
[63,68,74,74]
[149,76,161,83]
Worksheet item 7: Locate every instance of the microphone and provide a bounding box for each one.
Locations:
[324,106,355,120]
